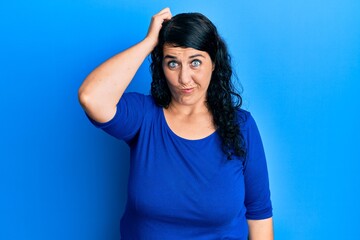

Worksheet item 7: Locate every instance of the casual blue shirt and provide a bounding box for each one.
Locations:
[88,92,272,239]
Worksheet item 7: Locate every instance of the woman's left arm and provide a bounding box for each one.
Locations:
[247,217,274,240]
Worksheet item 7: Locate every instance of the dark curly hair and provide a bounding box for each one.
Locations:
[150,12,246,160]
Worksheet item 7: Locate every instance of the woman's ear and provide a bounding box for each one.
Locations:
[212,63,215,71]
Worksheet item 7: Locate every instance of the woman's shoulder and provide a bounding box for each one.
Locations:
[122,91,153,101]
[236,108,256,132]
[122,92,157,108]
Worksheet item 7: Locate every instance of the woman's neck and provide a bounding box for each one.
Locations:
[167,99,209,117]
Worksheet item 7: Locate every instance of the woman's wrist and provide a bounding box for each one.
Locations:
[142,36,158,53]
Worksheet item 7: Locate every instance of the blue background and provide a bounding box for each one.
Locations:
[1,0,359,239]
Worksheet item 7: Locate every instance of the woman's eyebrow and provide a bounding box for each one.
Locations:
[163,54,205,60]
[189,54,205,59]
[163,55,177,60]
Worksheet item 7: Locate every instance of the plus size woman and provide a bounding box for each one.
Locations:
[79,8,274,239]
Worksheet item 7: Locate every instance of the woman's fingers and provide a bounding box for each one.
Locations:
[146,7,172,47]
[156,7,171,16]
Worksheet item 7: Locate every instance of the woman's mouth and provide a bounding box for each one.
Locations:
[180,88,194,94]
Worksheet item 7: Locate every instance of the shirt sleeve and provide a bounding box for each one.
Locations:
[85,92,148,143]
[243,113,273,220]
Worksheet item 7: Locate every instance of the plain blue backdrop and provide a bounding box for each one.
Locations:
[1,0,359,239]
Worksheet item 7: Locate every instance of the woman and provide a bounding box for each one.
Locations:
[79,8,273,239]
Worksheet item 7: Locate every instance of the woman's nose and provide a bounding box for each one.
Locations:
[178,66,192,85]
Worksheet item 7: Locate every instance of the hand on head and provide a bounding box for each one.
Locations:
[146,7,172,47]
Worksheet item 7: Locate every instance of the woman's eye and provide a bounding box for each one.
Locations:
[191,60,201,67]
[168,61,178,69]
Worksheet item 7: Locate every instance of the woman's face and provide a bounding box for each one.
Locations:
[162,44,214,107]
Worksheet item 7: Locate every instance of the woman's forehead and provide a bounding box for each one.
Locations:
[163,44,209,58]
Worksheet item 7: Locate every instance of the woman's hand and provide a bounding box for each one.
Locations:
[78,8,172,123]
[145,7,172,48]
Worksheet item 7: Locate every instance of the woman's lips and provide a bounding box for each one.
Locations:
[180,88,194,94]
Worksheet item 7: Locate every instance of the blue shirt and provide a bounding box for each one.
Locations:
[88,92,272,239]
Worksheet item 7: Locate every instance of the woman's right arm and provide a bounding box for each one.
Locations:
[78,8,172,123]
